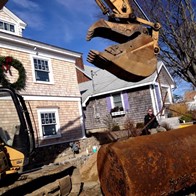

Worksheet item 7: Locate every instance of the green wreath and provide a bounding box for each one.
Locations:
[0,56,26,90]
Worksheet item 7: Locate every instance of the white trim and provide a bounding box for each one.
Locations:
[152,61,175,87]
[154,84,162,114]
[77,101,86,137]
[0,20,16,35]
[111,111,125,116]
[0,32,81,60]
[23,95,81,102]
[152,61,163,83]
[37,108,61,140]
[150,85,157,116]
[110,92,125,110]
[167,87,173,103]
[161,85,173,104]
[156,82,173,104]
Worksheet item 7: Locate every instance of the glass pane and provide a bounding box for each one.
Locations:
[113,94,122,107]
[0,22,3,29]
[10,25,15,32]
[42,125,57,136]
[33,58,49,71]
[4,23,8,30]
[35,70,50,82]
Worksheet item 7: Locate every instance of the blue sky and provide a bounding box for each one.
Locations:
[6,0,109,67]
[5,0,193,96]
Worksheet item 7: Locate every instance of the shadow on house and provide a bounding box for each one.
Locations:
[28,116,84,169]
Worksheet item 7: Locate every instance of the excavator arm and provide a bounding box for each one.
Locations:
[87,0,161,82]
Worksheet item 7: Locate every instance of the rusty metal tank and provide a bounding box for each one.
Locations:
[97,125,196,195]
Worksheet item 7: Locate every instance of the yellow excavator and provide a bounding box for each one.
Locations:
[87,0,161,82]
[0,87,81,195]
[0,0,195,195]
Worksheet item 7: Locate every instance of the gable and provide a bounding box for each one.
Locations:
[156,65,175,87]
[0,7,26,36]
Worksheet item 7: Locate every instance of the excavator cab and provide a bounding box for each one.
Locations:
[87,0,161,82]
[0,87,35,178]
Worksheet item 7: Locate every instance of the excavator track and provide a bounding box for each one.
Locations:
[0,163,81,196]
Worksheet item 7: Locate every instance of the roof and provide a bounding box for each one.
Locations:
[79,61,173,106]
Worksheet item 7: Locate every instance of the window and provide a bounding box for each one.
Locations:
[107,92,129,116]
[41,112,56,136]
[112,93,123,109]
[110,93,125,116]
[38,108,60,138]
[0,21,15,32]
[33,58,50,82]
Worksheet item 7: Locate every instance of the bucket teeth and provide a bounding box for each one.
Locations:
[87,50,106,68]
[86,19,108,41]
[87,34,157,82]
[86,20,158,82]
[86,19,145,43]
[87,50,97,63]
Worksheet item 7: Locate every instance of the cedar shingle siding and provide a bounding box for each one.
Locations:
[80,63,175,133]
[0,8,85,147]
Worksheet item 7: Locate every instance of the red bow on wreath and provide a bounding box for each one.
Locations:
[3,56,12,76]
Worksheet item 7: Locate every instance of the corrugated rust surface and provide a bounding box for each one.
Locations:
[97,125,196,196]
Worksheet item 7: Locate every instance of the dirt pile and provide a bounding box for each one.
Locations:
[79,152,99,182]
[79,152,103,195]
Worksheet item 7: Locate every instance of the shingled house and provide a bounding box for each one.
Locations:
[0,7,85,147]
[79,62,175,133]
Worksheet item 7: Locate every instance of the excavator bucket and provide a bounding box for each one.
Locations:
[87,19,158,82]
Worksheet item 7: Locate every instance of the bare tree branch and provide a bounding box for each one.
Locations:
[132,0,196,86]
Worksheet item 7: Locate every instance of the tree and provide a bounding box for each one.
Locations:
[131,0,196,86]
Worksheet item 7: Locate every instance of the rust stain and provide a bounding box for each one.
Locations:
[97,125,196,196]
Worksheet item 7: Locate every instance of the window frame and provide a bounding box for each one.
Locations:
[111,92,125,110]
[110,93,126,116]
[31,56,54,84]
[37,108,61,139]
[0,20,15,33]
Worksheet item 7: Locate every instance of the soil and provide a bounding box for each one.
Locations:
[79,152,103,195]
